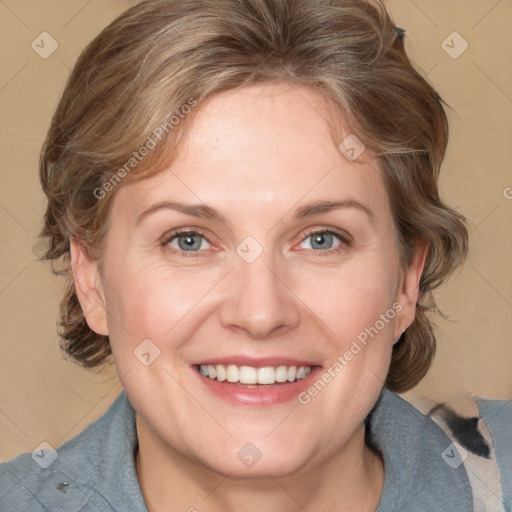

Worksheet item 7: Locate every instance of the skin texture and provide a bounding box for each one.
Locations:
[71,83,427,511]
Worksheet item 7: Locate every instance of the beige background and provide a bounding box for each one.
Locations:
[0,0,511,462]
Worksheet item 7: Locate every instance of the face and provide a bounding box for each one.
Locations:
[72,83,424,478]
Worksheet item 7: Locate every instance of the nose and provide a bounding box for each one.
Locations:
[219,252,301,340]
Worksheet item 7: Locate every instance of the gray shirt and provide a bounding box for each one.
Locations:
[1,389,510,511]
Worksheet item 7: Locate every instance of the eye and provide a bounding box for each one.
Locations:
[298,229,346,252]
[164,230,211,253]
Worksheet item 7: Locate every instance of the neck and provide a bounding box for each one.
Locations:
[135,417,384,512]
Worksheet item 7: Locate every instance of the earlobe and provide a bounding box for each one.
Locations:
[70,238,109,336]
[394,240,429,339]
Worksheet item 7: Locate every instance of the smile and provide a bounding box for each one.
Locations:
[198,364,312,385]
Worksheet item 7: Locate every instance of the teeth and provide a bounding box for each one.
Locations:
[296,366,307,380]
[226,364,239,383]
[275,365,288,382]
[239,366,258,384]
[258,367,275,385]
[198,364,312,385]
[216,364,227,382]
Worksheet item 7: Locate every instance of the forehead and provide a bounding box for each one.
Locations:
[114,83,388,220]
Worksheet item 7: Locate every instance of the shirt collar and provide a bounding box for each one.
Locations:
[369,389,473,511]
[52,389,473,511]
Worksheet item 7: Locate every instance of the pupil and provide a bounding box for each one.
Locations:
[312,233,332,250]
[179,234,201,250]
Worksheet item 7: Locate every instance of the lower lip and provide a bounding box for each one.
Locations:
[195,366,321,406]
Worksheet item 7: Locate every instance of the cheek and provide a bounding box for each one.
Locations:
[293,252,399,406]
[102,259,224,356]
[298,255,399,342]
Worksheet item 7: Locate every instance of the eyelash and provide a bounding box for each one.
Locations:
[299,228,351,255]
[160,227,351,258]
[161,228,214,258]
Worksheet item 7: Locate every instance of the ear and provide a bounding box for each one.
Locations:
[394,239,428,340]
[70,238,109,336]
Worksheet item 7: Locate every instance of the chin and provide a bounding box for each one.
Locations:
[203,451,307,480]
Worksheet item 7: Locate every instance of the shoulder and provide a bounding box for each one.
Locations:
[0,391,146,512]
[476,397,512,510]
[368,389,473,511]
[414,392,511,512]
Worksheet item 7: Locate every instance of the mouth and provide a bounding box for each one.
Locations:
[197,363,312,386]
[193,360,320,406]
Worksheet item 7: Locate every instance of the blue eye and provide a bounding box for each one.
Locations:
[166,232,211,252]
[300,230,343,251]
[162,228,347,257]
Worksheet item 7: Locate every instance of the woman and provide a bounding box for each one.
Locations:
[1,0,510,510]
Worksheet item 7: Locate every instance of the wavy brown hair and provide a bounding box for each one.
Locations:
[39,0,468,392]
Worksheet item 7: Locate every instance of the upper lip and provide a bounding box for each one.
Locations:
[192,356,320,367]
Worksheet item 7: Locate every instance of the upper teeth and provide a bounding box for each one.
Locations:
[199,364,312,385]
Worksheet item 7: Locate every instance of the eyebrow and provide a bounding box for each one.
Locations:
[135,201,227,225]
[294,200,374,222]
[135,199,374,226]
